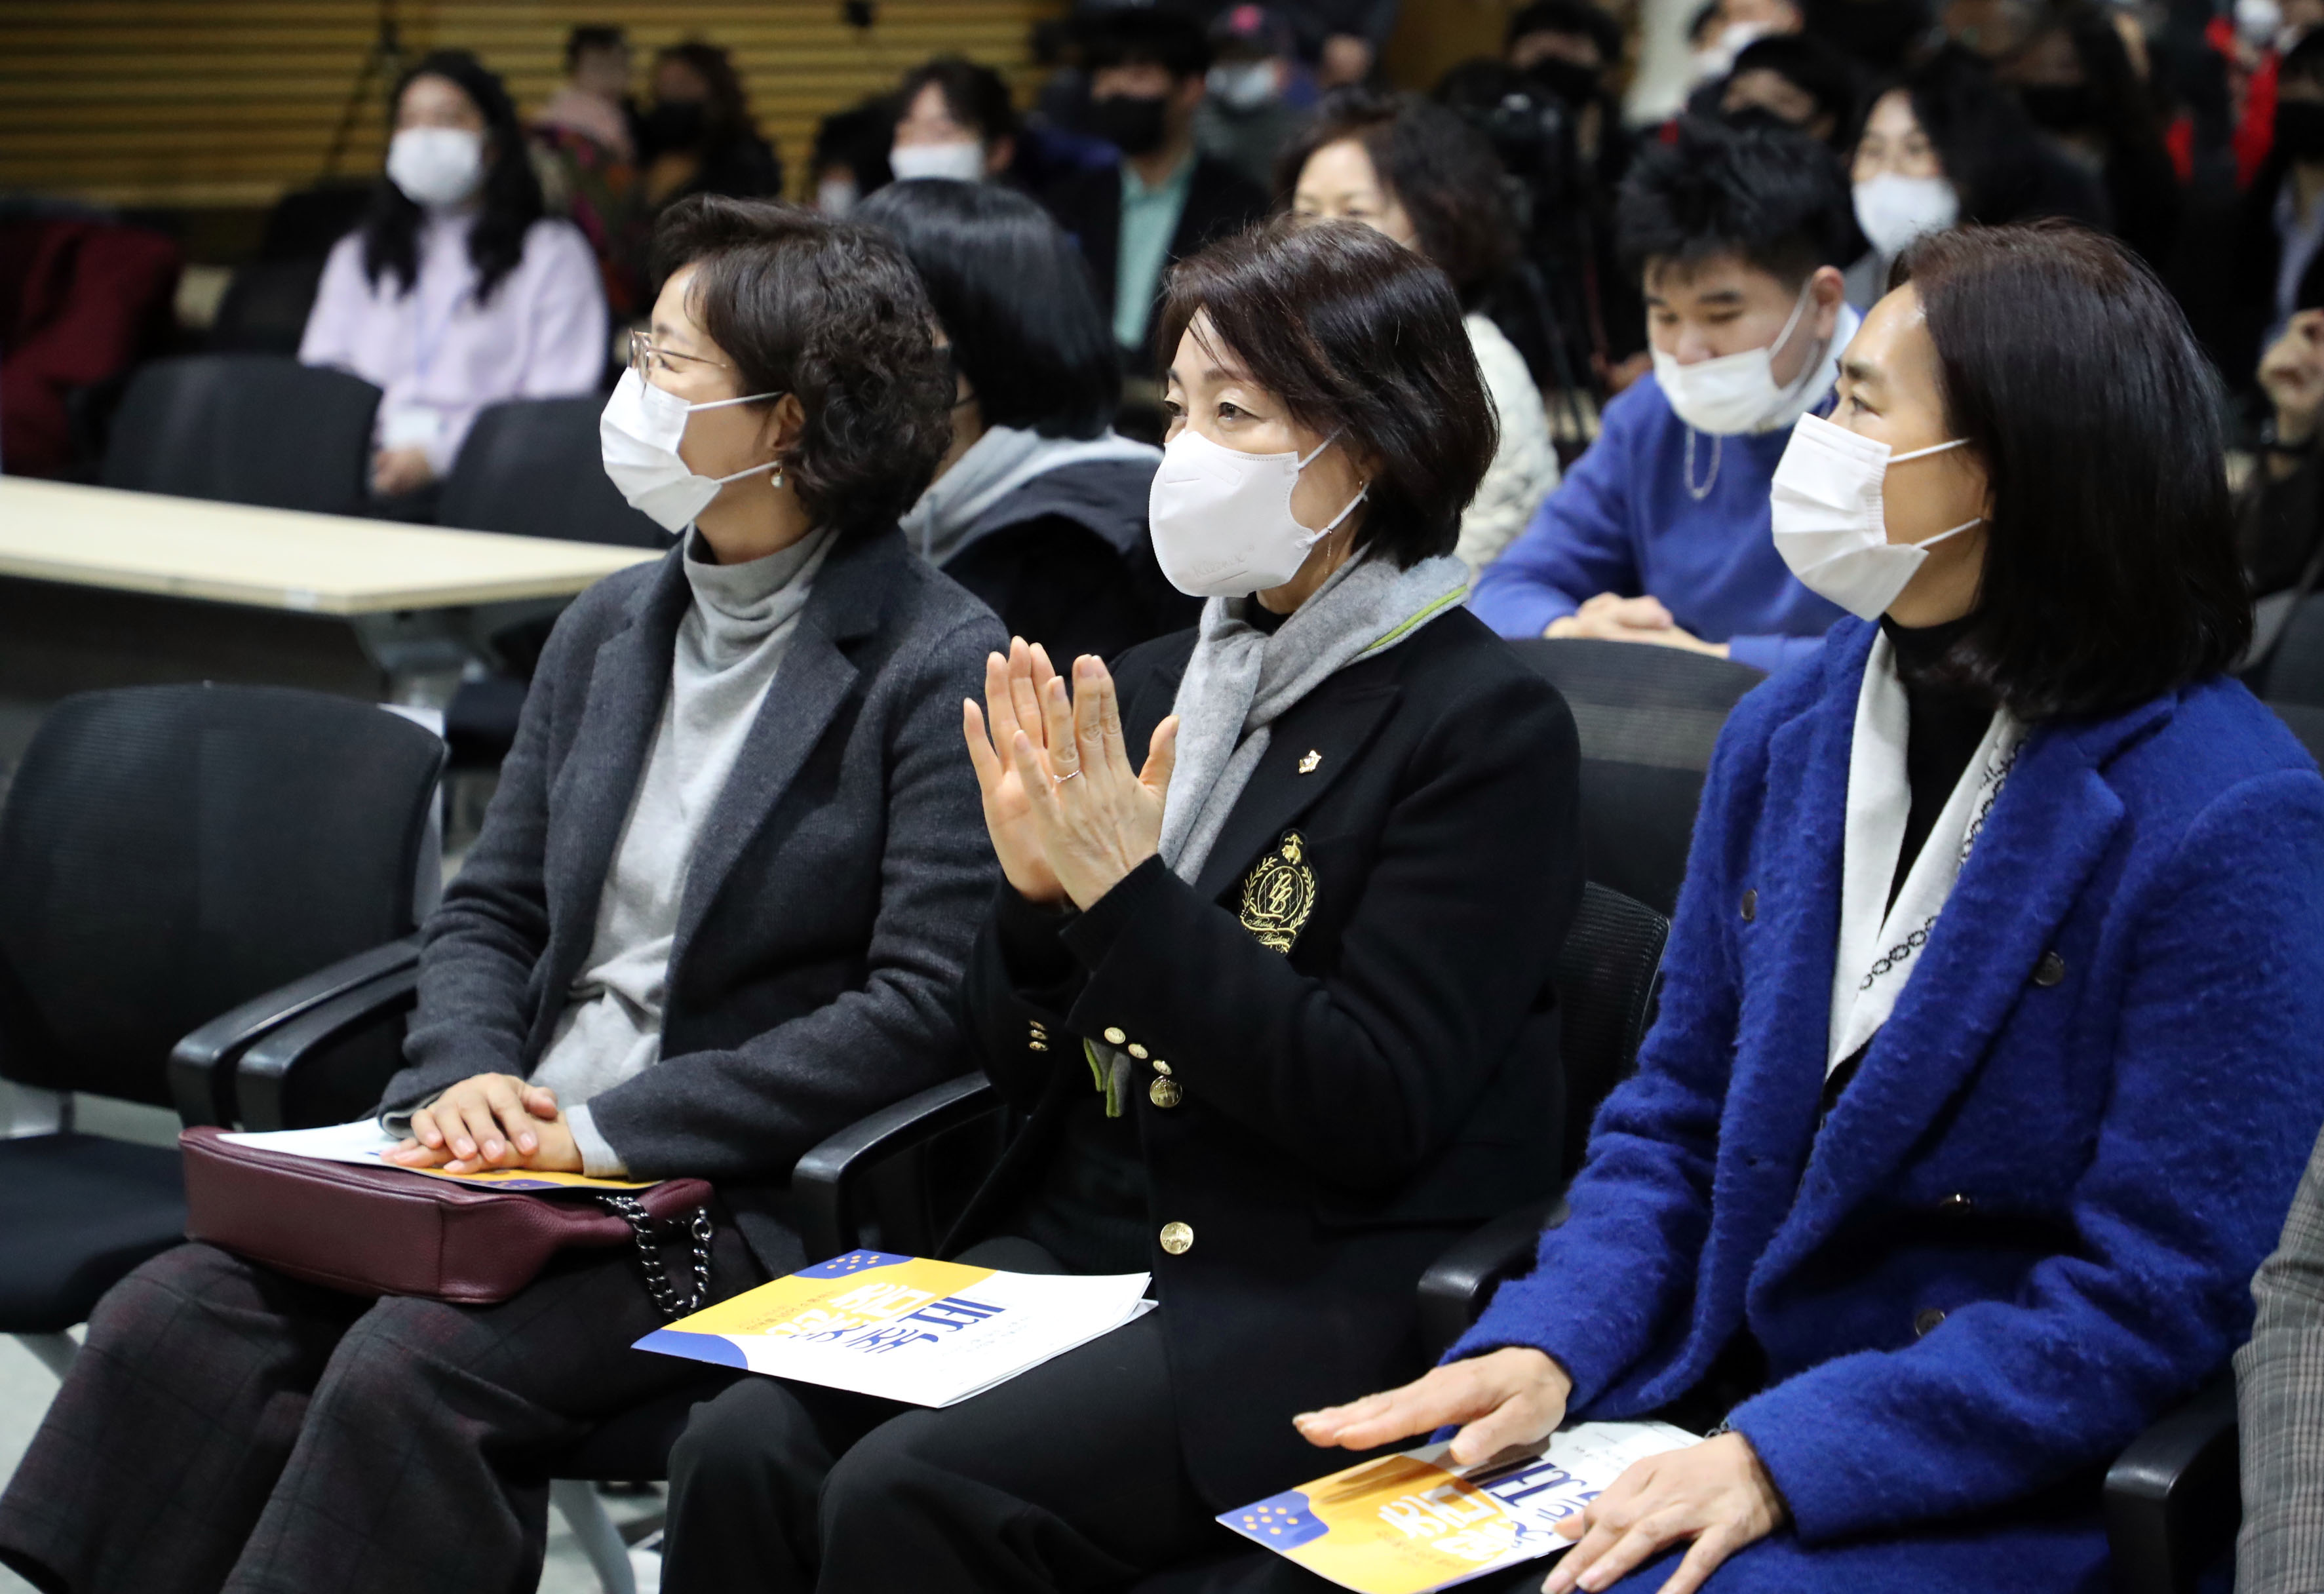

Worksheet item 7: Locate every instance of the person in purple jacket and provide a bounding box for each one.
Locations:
[1469,120,1855,675]
[1300,223,2324,1593]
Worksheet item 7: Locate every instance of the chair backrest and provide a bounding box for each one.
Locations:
[438,397,670,549]
[254,181,370,262]
[0,685,445,1107]
[101,355,381,515]
[2261,595,2324,710]
[1509,637,1766,916]
[208,258,328,357]
[2271,699,2324,768]
[1551,881,1671,1178]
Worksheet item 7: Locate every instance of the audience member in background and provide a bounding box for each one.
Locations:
[1692,0,1808,85]
[0,204,180,478]
[659,215,1580,1594]
[808,97,895,216]
[1042,9,1269,400]
[2234,310,2324,665]
[1802,0,1935,73]
[1507,0,1635,185]
[530,24,642,316]
[1722,31,1865,147]
[890,55,1020,185]
[1195,3,1319,192]
[2240,1120,2324,1594]
[0,196,1001,1594]
[1997,2,2181,269]
[862,179,1194,661]
[299,50,606,513]
[1306,222,2324,1594]
[1840,47,2107,307]
[638,43,783,214]
[1283,88,1562,576]
[1472,121,1855,672]
[2227,33,2324,406]
[1271,0,1403,88]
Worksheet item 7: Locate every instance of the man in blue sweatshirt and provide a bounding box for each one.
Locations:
[1471,120,1859,674]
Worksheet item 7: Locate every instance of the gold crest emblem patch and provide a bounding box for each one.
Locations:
[1239,831,1317,954]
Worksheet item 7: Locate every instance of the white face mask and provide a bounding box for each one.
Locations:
[599,368,784,532]
[1690,20,1769,83]
[815,175,860,216]
[889,141,988,183]
[1652,281,1819,437]
[1207,60,1279,111]
[2238,0,2283,45]
[1853,174,1959,259]
[386,126,486,208]
[1147,427,1367,597]
[1770,412,1981,620]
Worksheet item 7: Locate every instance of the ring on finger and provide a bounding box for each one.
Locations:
[1055,769,1083,784]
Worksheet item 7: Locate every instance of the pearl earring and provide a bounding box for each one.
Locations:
[770,462,785,490]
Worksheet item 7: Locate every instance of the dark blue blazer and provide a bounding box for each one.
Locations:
[1455,619,2324,1585]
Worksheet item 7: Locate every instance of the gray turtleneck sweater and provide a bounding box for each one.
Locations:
[541,524,839,1175]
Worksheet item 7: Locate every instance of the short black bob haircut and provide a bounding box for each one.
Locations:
[649,195,954,537]
[857,179,1118,440]
[362,51,544,306]
[1890,222,2248,719]
[1273,87,1518,307]
[1615,116,1855,289]
[895,54,1021,145]
[1155,217,1497,570]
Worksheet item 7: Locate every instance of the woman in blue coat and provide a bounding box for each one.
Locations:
[1298,221,2324,1593]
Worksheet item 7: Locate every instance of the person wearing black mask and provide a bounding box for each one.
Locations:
[2223,30,2324,408]
[1996,1,2179,270]
[1720,31,1863,146]
[638,43,783,212]
[1042,9,1269,408]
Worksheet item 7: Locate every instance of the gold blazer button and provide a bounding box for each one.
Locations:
[1150,1077,1183,1109]
[1159,1221,1194,1254]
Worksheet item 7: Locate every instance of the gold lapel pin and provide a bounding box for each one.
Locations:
[1298,749,1322,775]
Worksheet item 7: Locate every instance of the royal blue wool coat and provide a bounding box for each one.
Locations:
[1452,619,2324,1592]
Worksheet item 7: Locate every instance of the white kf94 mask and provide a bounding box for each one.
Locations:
[600,368,784,532]
[1770,411,1981,621]
[1147,427,1367,597]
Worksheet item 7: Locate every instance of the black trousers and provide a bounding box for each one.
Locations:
[663,1236,1350,1594]
[0,1227,764,1594]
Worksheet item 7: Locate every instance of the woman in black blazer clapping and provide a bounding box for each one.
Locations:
[659,218,1584,1593]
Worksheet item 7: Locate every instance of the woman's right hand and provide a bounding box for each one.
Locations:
[963,637,1067,906]
[1293,1347,1575,1468]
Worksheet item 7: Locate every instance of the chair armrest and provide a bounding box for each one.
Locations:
[170,935,423,1127]
[235,965,421,1131]
[2103,1371,2240,1594]
[1416,1196,1569,1361]
[792,1075,1000,1262]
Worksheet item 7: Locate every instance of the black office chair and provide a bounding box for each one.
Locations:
[2256,593,2324,710]
[208,258,330,357]
[2271,699,2324,769]
[0,684,443,1382]
[101,354,381,515]
[253,180,372,263]
[1507,638,1767,917]
[438,398,668,549]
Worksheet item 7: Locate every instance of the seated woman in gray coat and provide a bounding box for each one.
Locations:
[0,196,1005,1594]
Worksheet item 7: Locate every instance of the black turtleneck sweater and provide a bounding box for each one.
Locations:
[1880,612,1996,910]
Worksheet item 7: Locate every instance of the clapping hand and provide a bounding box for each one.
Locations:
[962,638,1178,910]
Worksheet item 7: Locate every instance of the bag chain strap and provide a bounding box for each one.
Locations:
[598,1195,714,1321]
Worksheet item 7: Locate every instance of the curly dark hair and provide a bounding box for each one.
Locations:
[649,195,954,537]
[361,51,544,305]
[1273,87,1517,307]
[1157,217,1497,569]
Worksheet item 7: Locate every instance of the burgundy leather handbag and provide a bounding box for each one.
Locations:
[179,1125,715,1312]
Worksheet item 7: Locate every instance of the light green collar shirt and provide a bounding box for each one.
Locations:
[1113,151,1197,355]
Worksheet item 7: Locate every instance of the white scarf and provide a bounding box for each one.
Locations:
[1828,630,2022,1073]
[900,424,1159,568]
[1157,551,1470,885]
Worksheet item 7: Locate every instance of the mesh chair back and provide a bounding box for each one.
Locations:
[0,685,444,1106]
[209,259,328,357]
[2261,594,2324,709]
[1552,882,1670,1178]
[2271,701,2324,768]
[1509,637,1766,916]
[101,355,380,515]
[438,398,669,548]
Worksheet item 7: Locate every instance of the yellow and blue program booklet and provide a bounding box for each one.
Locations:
[634,1251,1154,1407]
[1220,1422,1701,1594]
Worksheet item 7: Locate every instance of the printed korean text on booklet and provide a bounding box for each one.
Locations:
[1220,1421,1701,1594]
[634,1250,1154,1408]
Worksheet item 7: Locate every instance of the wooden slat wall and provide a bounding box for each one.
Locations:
[0,1,1064,209]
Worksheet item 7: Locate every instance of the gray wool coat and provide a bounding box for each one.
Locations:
[381,526,1005,1276]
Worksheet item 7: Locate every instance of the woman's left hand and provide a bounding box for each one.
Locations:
[1009,654,1178,910]
[1542,1433,1787,1594]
